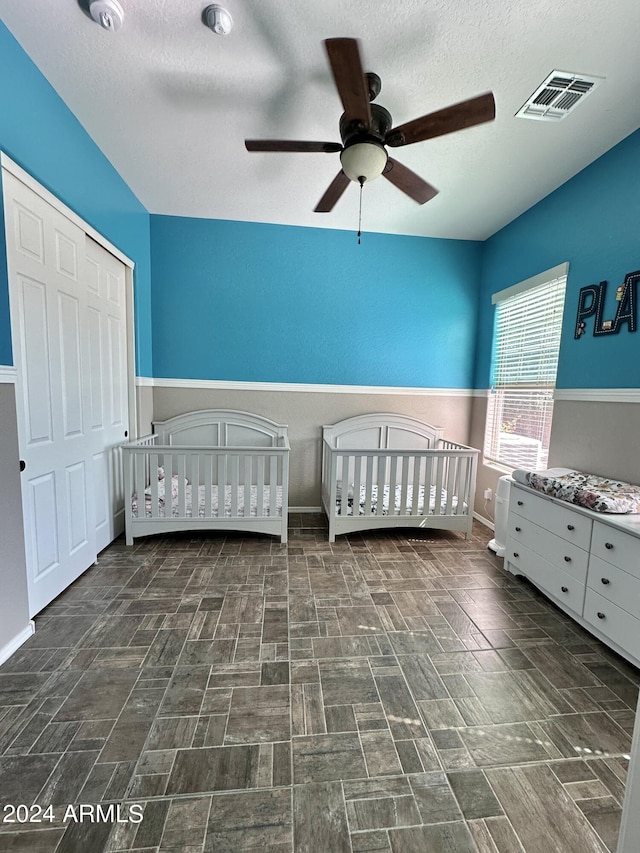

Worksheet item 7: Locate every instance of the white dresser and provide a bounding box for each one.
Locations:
[505,481,640,667]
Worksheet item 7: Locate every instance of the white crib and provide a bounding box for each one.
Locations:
[322,413,478,542]
[123,410,290,545]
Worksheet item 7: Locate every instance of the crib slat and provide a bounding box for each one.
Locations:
[340,454,352,518]
[353,455,362,518]
[434,455,444,515]
[244,455,252,517]
[218,454,227,519]
[269,454,278,518]
[364,455,374,516]
[190,454,200,518]
[177,454,186,517]
[134,451,146,519]
[445,456,455,515]
[376,454,386,516]
[256,455,265,517]
[414,455,425,516]
[460,456,470,516]
[204,454,213,518]
[149,452,159,518]
[400,456,410,515]
[388,455,398,517]
[230,455,239,516]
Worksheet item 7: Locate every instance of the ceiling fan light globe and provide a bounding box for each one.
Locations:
[340,142,388,183]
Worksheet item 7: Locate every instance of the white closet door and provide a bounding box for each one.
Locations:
[85,238,128,552]
[3,170,130,616]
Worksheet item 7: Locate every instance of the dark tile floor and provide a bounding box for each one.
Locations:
[0,515,637,852]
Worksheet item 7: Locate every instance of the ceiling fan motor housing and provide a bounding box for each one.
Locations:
[339,103,392,147]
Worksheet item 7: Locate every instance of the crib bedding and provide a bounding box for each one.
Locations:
[512,467,640,514]
[133,478,284,518]
[335,482,461,517]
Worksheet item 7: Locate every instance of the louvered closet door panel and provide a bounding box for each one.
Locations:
[4,171,97,616]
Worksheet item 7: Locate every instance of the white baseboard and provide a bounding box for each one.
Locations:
[289,506,322,513]
[0,620,35,666]
[474,511,494,531]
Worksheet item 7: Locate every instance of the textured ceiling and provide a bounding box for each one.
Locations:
[1,0,640,240]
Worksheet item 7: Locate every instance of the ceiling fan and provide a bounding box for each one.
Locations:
[245,38,496,213]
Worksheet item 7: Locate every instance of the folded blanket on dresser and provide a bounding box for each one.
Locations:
[512,467,640,513]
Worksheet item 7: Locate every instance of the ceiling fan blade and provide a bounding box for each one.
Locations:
[386,92,496,147]
[245,140,342,153]
[383,158,438,205]
[315,170,351,212]
[324,38,372,129]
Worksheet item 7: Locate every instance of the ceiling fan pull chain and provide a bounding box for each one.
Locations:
[357,176,365,244]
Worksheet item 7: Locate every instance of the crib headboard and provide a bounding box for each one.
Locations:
[152,410,288,447]
[323,413,444,450]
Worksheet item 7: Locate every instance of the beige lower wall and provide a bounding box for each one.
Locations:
[136,383,154,437]
[469,393,500,526]
[0,383,32,658]
[469,394,640,529]
[148,385,475,508]
[548,399,640,484]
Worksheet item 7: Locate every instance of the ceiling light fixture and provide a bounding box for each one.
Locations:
[89,0,124,32]
[204,5,233,36]
[340,141,388,183]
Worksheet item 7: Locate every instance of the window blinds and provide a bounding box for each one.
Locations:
[484,274,567,469]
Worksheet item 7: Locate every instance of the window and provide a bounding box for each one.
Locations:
[484,263,567,470]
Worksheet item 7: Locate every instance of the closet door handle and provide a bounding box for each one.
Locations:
[517,500,523,506]
[124,430,128,438]
[515,526,521,532]
[567,524,575,531]
[561,586,568,593]
[513,552,519,559]
[19,460,26,472]
[597,611,606,620]
[564,556,571,562]
[601,578,610,585]
[605,542,614,550]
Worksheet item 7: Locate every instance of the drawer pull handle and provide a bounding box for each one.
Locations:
[561,586,568,593]
[564,556,571,562]
[597,611,606,620]
[567,524,575,531]
[601,578,610,585]
[515,526,521,532]
[517,500,523,506]
[513,552,519,558]
[605,542,614,550]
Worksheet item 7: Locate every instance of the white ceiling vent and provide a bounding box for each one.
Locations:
[516,71,604,121]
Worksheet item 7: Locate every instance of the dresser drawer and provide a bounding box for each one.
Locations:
[510,486,592,549]
[591,521,640,575]
[507,517,588,582]
[584,589,640,664]
[587,554,640,614]
[506,541,585,616]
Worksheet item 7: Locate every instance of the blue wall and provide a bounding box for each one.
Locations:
[150,215,483,388]
[476,129,640,390]
[6,15,639,393]
[0,22,152,374]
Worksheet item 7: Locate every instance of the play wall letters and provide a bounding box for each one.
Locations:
[575,269,638,338]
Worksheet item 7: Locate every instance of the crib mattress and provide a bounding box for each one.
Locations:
[336,483,462,517]
[132,483,284,519]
